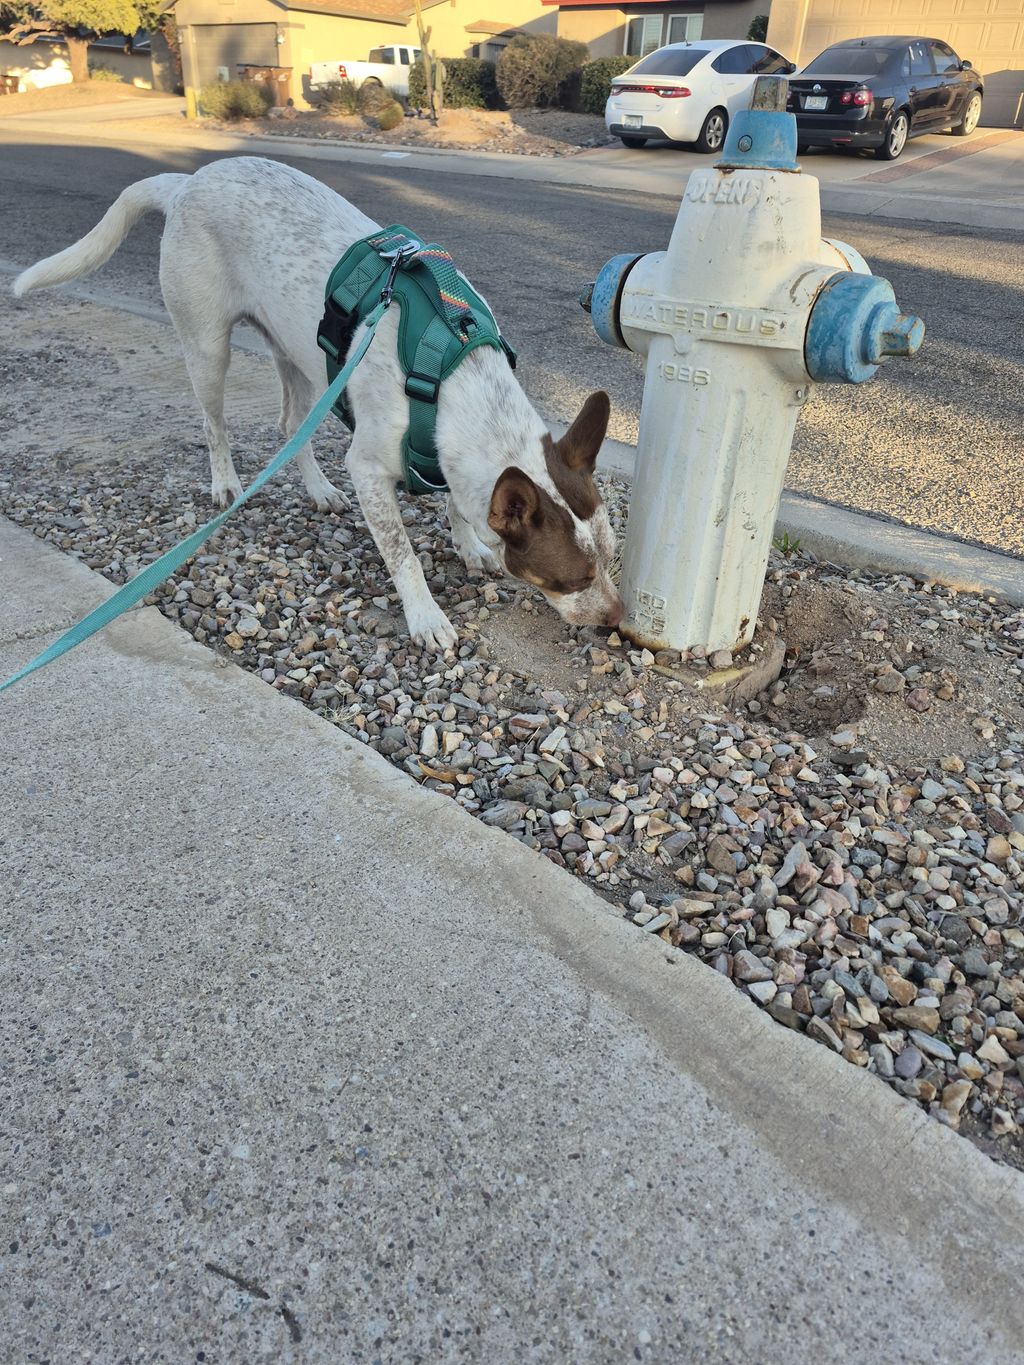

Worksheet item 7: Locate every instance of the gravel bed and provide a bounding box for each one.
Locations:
[2,428,1023,1169]
[207,107,616,157]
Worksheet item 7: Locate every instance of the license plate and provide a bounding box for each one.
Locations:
[623,114,643,128]
[804,95,828,111]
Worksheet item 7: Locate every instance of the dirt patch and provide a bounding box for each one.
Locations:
[202,105,615,157]
[0,82,167,116]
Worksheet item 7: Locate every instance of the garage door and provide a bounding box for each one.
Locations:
[798,0,1023,127]
[194,23,278,87]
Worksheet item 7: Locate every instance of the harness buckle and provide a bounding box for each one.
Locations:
[405,371,440,404]
[381,248,411,307]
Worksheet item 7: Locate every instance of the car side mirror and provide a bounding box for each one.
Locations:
[786,62,797,74]
[960,58,972,69]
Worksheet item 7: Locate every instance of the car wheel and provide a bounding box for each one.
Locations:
[951,92,982,136]
[874,110,909,160]
[620,135,648,148]
[695,107,728,155]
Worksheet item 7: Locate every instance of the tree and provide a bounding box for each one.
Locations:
[1,0,142,82]
[747,15,769,44]
[136,0,180,88]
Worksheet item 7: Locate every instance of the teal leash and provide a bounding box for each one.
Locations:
[0,298,388,696]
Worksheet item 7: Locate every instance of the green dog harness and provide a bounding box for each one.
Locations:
[317,225,516,495]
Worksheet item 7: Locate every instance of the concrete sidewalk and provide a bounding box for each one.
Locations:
[2,516,1023,1362]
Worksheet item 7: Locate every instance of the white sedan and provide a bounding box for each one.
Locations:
[606,38,795,153]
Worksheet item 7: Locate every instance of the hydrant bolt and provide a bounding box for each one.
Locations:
[879,314,925,359]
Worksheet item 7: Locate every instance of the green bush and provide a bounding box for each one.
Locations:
[495,34,587,109]
[577,56,632,114]
[376,100,405,131]
[358,79,395,113]
[313,79,361,115]
[198,79,272,120]
[409,56,498,110]
[88,65,124,83]
[747,14,769,42]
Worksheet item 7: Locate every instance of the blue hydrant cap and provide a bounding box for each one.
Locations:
[588,253,643,350]
[717,76,799,172]
[806,272,925,383]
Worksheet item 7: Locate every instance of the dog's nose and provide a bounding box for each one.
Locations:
[605,600,624,628]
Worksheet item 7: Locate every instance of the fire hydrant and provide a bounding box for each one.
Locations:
[583,76,924,656]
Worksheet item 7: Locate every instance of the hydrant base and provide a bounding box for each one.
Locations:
[653,635,786,706]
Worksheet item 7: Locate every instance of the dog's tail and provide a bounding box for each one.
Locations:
[13,173,189,297]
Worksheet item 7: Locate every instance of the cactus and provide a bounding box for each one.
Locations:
[412,0,444,123]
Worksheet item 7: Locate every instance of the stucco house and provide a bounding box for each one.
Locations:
[543,0,1021,126]
[170,0,1022,126]
[170,0,557,109]
[544,1,764,62]
[767,0,1023,127]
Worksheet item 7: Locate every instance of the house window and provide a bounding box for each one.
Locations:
[625,12,703,57]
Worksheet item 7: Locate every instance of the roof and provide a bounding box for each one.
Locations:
[464,20,523,35]
[543,0,747,6]
[285,0,445,19]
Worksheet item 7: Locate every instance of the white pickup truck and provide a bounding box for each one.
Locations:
[309,44,421,95]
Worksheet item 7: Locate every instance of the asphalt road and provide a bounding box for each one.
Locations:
[2,135,1022,557]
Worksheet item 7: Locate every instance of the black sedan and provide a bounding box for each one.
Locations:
[789,36,984,159]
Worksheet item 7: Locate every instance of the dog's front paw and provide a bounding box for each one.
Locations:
[459,540,503,576]
[310,483,351,514]
[405,601,458,653]
[211,475,244,508]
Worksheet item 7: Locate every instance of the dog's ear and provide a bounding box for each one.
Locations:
[554,391,610,473]
[488,468,542,543]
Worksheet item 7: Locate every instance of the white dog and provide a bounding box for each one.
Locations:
[15,157,623,651]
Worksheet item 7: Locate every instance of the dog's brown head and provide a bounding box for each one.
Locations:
[487,391,623,628]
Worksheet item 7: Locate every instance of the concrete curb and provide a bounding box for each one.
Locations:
[584,427,1024,606]
[2,514,1023,1360]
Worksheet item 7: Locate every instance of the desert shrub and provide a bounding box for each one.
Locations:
[495,34,587,109]
[409,56,497,109]
[88,65,124,83]
[312,79,361,115]
[577,56,632,113]
[358,79,395,113]
[747,14,769,42]
[198,79,271,119]
[376,100,404,131]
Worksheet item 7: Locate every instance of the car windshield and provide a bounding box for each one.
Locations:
[626,48,705,78]
[802,47,896,77]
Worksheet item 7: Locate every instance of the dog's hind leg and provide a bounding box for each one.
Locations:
[347,434,457,653]
[160,240,244,507]
[159,282,240,507]
[274,356,349,513]
[175,327,241,508]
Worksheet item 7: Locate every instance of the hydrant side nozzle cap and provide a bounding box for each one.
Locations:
[806,272,925,384]
[588,253,646,351]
